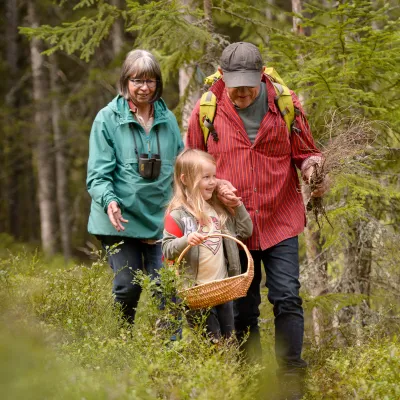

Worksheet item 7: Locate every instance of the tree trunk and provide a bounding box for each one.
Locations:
[110,0,124,55]
[340,221,373,296]
[50,55,71,260]
[28,1,58,256]
[339,220,374,343]
[3,0,21,238]
[6,0,18,105]
[203,0,213,34]
[179,0,202,132]
[265,0,275,21]
[179,68,200,134]
[303,227,327,346]
[291,0,311,36]
[291,0,303,34]
[202,0,218,73]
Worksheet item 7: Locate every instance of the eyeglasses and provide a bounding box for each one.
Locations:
[129,79,158,89]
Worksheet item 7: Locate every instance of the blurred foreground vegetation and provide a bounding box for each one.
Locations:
[1,234,399,400]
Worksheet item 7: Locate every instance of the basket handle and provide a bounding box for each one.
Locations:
[176,233,253,276]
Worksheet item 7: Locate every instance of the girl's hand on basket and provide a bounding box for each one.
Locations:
[188,232,205,246]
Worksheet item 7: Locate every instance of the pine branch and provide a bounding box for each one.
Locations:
[19,3,122,61]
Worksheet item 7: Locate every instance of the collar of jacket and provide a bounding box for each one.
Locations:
[208,75,279,115]
[107,95,170,126]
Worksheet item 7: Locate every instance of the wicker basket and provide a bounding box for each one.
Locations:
[176,233,254,310]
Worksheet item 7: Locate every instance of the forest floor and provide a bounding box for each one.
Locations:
[0,234,399,400]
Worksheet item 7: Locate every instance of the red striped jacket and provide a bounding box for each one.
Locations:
[186,76,321,250]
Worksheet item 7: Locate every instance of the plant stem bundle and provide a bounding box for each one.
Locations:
[305,110,382,228]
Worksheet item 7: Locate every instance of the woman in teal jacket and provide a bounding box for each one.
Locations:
[87,50,184,323]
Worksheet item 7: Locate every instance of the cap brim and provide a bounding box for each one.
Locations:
[223,70,262,88]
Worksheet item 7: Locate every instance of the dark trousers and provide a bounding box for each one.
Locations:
[234,236,307,371]
[101,236,162,324]
[187,301,234,342]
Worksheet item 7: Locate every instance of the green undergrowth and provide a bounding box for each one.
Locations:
[305,337,400,400]
[0,240,398,399]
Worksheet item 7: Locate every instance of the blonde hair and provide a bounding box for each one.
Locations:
[168,149,229,228]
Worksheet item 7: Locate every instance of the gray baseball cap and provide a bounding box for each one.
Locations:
[220,42,263,88]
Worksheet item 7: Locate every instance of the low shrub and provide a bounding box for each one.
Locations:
[1,245,398,399]
[305,337,400,399]
[0,248,263,399]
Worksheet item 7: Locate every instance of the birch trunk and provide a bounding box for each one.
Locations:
[28,1,57,256]
[291,0,303,34]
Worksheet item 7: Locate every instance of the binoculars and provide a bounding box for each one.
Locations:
[138,153,161,180]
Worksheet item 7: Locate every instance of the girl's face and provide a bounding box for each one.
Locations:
[198,160,217,200]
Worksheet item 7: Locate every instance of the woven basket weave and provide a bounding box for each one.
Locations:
[176,233,254,310]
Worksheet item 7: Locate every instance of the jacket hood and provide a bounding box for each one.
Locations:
[107,95,169,125]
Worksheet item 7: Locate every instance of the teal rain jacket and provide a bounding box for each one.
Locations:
[87,95,184,239]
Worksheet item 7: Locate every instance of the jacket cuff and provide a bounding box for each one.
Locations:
[103,194,124,213]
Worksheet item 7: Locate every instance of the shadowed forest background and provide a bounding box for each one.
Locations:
[0,0,399,399]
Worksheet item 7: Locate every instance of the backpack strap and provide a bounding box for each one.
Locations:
[199,90,218,147]
[268,78,295,136]
[263,67,295,134]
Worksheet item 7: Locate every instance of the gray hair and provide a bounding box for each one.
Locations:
[119,50,163,102]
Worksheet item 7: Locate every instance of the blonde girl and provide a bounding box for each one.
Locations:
[162,149,253,342]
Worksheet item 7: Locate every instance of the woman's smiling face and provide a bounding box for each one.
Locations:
[128,76,157,106]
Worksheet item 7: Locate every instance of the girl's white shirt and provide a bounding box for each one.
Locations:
[196,203,227,284]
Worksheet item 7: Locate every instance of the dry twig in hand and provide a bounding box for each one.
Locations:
[305,110,382,228]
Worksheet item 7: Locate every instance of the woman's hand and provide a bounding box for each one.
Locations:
[107,201,128,231]
[187,232,205,246]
